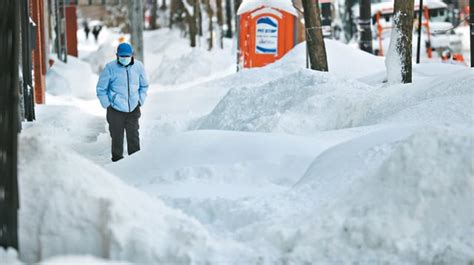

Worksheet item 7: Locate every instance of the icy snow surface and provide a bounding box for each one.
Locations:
[17,27,474,264]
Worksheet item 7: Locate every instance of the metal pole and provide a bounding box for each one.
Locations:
[129,0,144,63]
[416,0,423,64]
[0,0,20,251]
[358,0,373,53]
[21,0,35,120]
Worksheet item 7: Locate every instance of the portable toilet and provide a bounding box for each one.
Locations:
[237,0,299,68]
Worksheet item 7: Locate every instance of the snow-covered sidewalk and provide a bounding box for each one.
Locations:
[11,27,474,264]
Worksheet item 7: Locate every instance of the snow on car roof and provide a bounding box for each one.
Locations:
[371,0,447,16]
[237,0,298,16]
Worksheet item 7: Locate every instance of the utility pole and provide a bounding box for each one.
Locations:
[470,0,473,67]
[129,0,144,63]
[416,0,423,64]
[0,0,20,251]
[358,0,373,53]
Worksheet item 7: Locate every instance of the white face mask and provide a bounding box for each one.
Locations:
[118,56,132,66]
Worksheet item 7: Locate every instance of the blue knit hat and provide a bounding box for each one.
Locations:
[117,43,133,57]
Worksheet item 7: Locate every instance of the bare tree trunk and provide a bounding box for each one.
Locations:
[129,0,144,62]
[234,0,241,15]
[358,0,373,53]
[187,0,198,47]
[161,0,167,10]
[216,0,224,48]
[302,0,328,71]
[386,0,414,83]
[196,0,203,37]
[205,0,213,50]
[170,0,178,28]
[175,0,197,46]
[225,0,232,38]
[150,0,158,29]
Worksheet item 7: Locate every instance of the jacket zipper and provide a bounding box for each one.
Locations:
[126,67,131,112]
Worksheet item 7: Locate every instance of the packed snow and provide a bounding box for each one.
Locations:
[13,22,474,265]
[237,0,298,16]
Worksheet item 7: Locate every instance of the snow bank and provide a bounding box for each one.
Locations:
[197,60,473,134]
[151,48,234,86]
[0,248,22,265]
[40,255,131,265]
[18,133,250,263]
[46,56,98,99]
[144,29,234,86]
[196,69,373,134]
[271,40,385,80]
[285,128,474,264]
[349,68,474,127]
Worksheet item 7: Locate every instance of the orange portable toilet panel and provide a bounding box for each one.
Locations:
[238,0,298,68]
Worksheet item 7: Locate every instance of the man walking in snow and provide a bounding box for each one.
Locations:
[96,43,149,162]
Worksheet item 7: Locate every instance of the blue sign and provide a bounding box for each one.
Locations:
[256,16,278,54]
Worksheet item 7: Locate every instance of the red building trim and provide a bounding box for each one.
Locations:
[31,0,46,104]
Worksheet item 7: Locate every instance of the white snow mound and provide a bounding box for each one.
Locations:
[197,69,373,134]
[145,29,234,86]
[18,134,249,263]
[46,56,98,99]
[286,128,474,264]
[197,66,473,134]
[269,40,385,80]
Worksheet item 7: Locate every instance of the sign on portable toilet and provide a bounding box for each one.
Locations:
[237,0,299,69]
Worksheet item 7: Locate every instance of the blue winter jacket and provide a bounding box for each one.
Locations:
[96,58,149,112]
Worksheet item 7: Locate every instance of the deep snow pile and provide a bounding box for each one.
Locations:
[17,133,251,263]
[270,40,386,81]
[144,29,235,86]
[197,69,375,134]
[46,56,98,99]
[287,128,474,264]
[0,248,22,265]
[17,26,474,265]
[197,45,473,134]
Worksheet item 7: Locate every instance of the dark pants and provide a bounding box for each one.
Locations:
[106,105,141,162]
